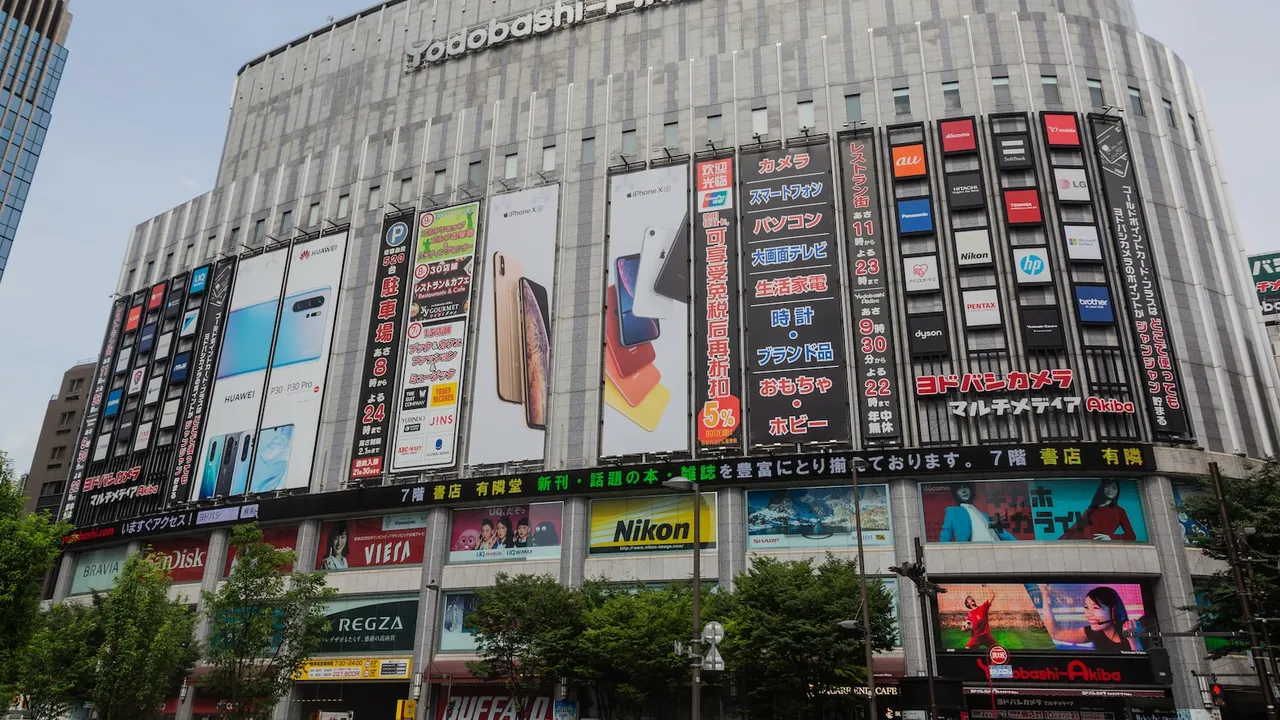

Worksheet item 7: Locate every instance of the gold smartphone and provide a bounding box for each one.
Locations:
[604,376,670,432]
[493,252,524,404]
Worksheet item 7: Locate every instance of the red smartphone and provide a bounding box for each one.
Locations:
[605,285,656,378]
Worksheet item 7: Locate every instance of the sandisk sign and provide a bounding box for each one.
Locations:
[939,119,977,154]
[1043,112,1081,147]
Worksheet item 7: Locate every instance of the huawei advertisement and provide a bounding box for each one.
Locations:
[468,186,559,465]
[600,165,690,457]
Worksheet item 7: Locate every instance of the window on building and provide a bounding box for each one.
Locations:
[433,169,447,195]
[368,184,381,209]
[504,153,518,180]
[184,242,194,266]
[663,121,679,148]
[1129,87,1145,116]
[1088,78,1105,108]
[229,226,240,248]
[67,378,84,394]
[399,177,414,204]
[337,193,350,219]
[280,210,293,235]
[581,136,596,165]
[126,268,136,289]
[49,446,65,461]
[541,145,556,173]
[145,259,154,281]
[1041,75,1061,104]
[796,101,815,130]
[206,235,217,258]
[942,81,962,111]
[751,108,768,136]
[57,410,73,426]
[992,76,1012,106]
[845,94,863,124]
[163,251,173,276]
[707,115,723,143]
[621,129,637,156]
[253,219,265,244]
[41,482,62,498]
[1189,113,1201,143]
[893,87,911,116]
[1163,98,1177,128]
[308,202,321,227]
[468,160,484,186]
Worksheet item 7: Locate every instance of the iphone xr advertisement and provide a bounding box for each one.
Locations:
[468,186,559,465]
[253,232,349,493]
[392,202,481,471]
[192,249,288,501]
[601,165,690,457]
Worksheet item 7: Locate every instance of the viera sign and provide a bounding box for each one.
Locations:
[405,0,682,69]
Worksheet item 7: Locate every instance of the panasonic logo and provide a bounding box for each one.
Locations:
[627,186,671,198]
[901,212,930,219]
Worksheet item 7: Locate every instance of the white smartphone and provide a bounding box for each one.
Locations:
[631,226,681,320]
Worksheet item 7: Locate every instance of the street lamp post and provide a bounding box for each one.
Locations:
[848,458,877,720]
[891,538,946,720]
[665,477,703,720]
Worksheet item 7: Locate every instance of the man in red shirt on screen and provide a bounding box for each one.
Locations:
[964,585,999,649]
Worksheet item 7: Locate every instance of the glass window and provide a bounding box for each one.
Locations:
[468,160,483,186]
[751,108,768,136]
[368,184,381,209]
[504,153,518,180]
[1087,78,1105,108]
[308,202,321,227]
[433,169,447,195]
[1189,113,1201,143]
[1041,75,1061,105]
[581,136,596,165]
[280,210,293,235]
[893,87,911,116]
[1163,98,1176,128]
[621,129,637,156]
[845,94,862,123]
[337,193,350,219]
[942,81,962,111]
[183,242,193,266]
[399,177,414,203]
[707,115,723,143]
[1129,87,1145,116]
[541,145,556,173]
[49,446,65,461]
[163,252,173,276]
[992,76,1012,106]
[796,101,815,130]
[229,226,240,248]
[58,410,73,426]
[206,235,217,258]
[663,121,679,148]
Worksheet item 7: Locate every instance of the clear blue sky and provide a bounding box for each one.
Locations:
[0,0,1275,475]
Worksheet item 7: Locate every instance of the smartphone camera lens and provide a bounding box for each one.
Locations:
[499,256,506,275]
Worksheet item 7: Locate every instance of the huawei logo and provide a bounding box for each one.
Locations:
[299,250,311,260]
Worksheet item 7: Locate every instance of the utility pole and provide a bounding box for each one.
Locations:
[891,537,944,720]
[849,458,878,720]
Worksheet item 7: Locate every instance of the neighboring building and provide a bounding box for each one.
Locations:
[23,360,92,515]
[55,1,1280,719]
[0,0,70,284]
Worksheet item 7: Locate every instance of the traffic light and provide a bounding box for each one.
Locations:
[1211,682,1226,707]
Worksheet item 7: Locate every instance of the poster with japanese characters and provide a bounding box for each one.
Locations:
[740,143,851,448]
[919,478,1147,543]
[838,132,901,443]
[694,158,743,450]
[349,213,415,480]
[392,203,481,470]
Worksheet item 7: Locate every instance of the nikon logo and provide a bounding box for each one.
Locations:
[614,518,690,543]
[503,205,544,218]
[627,186,671,198]
[960,252,989,261]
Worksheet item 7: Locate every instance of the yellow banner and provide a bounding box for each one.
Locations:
[589,494,717,553]
[293,657,412,681]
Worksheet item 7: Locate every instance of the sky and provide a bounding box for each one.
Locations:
[0,0,1275,476]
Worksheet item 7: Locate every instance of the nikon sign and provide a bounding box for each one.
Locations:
[405,0,682,69]
[588,494,717,554]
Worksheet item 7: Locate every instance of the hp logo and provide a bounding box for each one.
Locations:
[1020,254,1046,276]
[386,221,410,247]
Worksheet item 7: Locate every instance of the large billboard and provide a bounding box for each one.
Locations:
[468,187,560,465]
[919,478,1147,543]
[192,251,288,501]
[393,203,482,471]
[317,594,419,654]
[938,582,1149,653]
[746,484,891,550]
[61,299,127,521]
[693,158,743,450]
[70,545,129,596]
[147,535,211,584]
[1249,251,1280,316]
[348,214,416,480]
[439,592,481,651]
[253,232,349,493]
[1090,117,1191,437]
[839,132,901,443]
[316,513,428,571]
[448,502,563,563]
[601,166,690,456]
[741,143,851,447]
[588,493,716,554]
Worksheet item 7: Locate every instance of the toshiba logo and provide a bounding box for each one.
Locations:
[1010,202,1035,210]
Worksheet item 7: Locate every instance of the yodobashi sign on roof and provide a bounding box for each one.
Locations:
[405,0,681,69]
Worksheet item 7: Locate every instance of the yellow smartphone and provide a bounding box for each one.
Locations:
[604,376,669,432]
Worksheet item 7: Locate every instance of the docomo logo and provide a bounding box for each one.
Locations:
[940,119,977,153]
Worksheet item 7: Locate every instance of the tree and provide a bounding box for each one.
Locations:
[1180,459,1280,656]
[0,450,70,697]
[718,555,897,720]
[93,551,199,720]
[16,601,102,720]
[201,523,336,720]
[467,573,584,719]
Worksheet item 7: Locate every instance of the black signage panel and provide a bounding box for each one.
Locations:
[1090,118,1191,438]
[945,171,986,210]
[694,158,744,451]
[839,131,901,443]
[318,596,419,654]
[1021,305,1067,350]
[740,143,851,447]
[349,213,415,480]
[936,653,1156,687]
[908,313,950,357]
[995,132,1035,171]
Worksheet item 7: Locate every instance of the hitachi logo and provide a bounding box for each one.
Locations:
[614,518,690,543]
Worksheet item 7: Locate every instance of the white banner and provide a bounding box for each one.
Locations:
[902,254,940,293]
[962,288,1002,328]
[954,228,993,267]
[1053,167,1091,203]
[1063,224,1103,262]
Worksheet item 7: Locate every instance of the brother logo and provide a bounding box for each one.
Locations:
[627,186,671,198]
[503,205,545,218]
[1078,297,1110,308]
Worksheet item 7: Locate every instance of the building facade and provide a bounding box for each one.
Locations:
[55,0,1280,718]
[0,0,68,284]
[23,360,93,515]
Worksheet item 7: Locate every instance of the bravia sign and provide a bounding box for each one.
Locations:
[945,171,985,210]
[939,119,977,154]
[907,314,949,357]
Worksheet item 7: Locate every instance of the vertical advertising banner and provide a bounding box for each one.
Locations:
[252,231,349,493]
[1090,118,1191,436]
[601,166,690,456]
[170,258,237,505]
[741,143,852,447]
[192,251,288,501]
[393,203,481,471]
[349,214,415,480]
[694,158,743,450]
[468,186,560,465]
[838,133,901,443]
[61,299,127,521]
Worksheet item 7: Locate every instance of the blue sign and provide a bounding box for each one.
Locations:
[138,323,157,353]
[1075,285,1115,324]
[897,198,934,235]
[386,221,410,247]
[170,352,191,384]
[190,266,210,294]
[104,389,123,418]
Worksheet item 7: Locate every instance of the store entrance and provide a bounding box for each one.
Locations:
[294,681,411,719]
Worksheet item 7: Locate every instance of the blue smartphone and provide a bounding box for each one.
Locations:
[250,424,294,493]
[200,436,224,500]
[615,255,660,347]
[217,298,280,379]
[229,431,254,496]
[272,288,331,368]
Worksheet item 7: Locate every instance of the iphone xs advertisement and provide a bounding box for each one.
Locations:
[468,186,559,465]
[601,165,690,457]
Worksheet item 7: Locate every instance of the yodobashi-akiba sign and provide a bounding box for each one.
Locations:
[405,0,681,69]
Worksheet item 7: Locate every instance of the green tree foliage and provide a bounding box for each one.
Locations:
[467,573,584,720]
[16,601,102,720]
[201,523,336,720]
[1180,459,1280,657]
[92,552,199,720]
[0,450,71,696]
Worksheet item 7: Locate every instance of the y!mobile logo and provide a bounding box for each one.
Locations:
[386,221,410,246]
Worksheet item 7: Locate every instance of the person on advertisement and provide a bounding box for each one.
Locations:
[512,518,531,548]
[320,521,349,570]
[1058,479,1137,542]
[939,483,1016,542]
[962,585,998,649]
[1034,584,1143,653]
[494,518,512,548]
[477,519,499,550]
